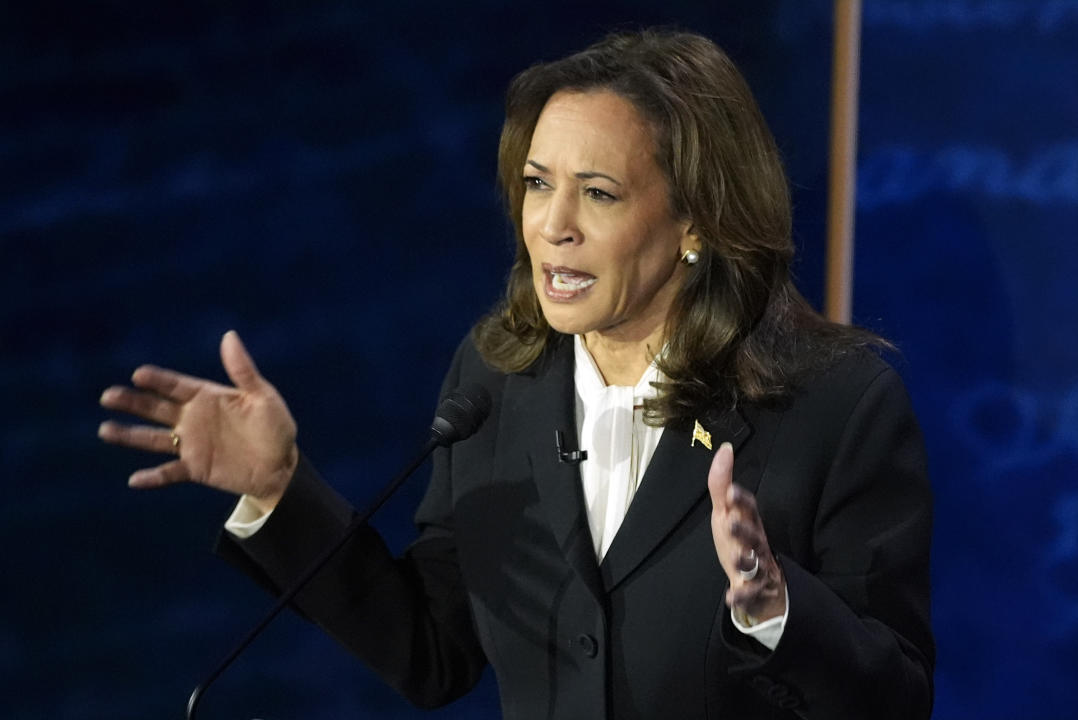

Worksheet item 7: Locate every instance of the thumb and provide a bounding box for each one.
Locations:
[220,330,264,392]
[707,442,734,511]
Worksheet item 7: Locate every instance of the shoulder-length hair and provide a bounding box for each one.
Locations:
[474,28,885,424]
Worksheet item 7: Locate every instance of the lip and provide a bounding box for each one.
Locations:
[543,264,594,276]
[540,263,597,301]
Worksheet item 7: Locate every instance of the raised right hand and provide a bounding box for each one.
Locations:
[98,330,299,514]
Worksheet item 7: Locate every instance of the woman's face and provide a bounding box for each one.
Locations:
[522,90,694,347]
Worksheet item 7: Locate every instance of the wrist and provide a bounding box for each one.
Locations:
[249,443,299,515]
[753,591,787,624]
[732,595,783,626]
[731,572,787,625]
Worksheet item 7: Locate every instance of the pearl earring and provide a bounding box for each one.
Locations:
[680,248,700,265]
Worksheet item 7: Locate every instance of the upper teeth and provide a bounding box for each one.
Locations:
[551,273,597,291]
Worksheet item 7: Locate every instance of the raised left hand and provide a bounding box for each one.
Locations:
[707,442,786,623]
[98,330,298,514]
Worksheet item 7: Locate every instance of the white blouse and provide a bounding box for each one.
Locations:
[572,335,665,561]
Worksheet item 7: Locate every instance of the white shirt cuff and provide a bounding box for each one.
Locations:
[224,495,274,539]
[730,585,790,651]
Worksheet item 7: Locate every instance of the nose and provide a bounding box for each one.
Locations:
[538,188,582,246]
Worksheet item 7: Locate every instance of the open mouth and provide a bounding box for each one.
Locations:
[551,271,597,291]
[542,264,597,299]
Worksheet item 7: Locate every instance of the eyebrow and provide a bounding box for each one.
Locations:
[526,160,622,186]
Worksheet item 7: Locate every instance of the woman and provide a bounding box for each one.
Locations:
[99,30,933,719]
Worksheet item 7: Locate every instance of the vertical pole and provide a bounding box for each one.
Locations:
[826,0,862,324]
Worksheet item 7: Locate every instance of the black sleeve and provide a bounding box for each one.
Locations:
[215,338,487,709]
[720,367,935,719]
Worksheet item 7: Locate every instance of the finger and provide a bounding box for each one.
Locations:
[707,442,734,510]
[727,584,757,608]
[729,545,762,575]
[98,421,179,455]
[729,565,783,597]
[726,483,760,520]
[729,552,781,591]
[220,330,264,392]
[99,386,181,426]
[131,364,213,403]
[728,518,766,554]
[128,459,191,489]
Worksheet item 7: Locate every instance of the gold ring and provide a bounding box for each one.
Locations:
[170,431,181,449]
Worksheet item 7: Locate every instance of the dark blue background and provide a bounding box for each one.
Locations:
[3,1,1075,718]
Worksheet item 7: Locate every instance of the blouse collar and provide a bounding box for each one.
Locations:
[573,335,663,404]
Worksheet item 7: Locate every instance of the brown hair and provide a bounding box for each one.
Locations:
[474,28,885,423]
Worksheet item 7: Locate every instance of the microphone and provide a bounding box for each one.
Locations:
[186,384,492,719]
[554,430,587,465]
[431,383,492,446]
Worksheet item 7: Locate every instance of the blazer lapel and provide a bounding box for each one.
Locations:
[599,405,753,592]
[507,336,605,604]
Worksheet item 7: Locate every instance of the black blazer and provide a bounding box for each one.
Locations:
[218,332,934,719]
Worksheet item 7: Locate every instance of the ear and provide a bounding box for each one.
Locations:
[679,222,701,255]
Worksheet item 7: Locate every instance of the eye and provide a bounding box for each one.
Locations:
[523,175,548,191]
[584,186,618,203]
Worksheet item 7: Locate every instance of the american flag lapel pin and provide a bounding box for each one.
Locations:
[691,419,713,450]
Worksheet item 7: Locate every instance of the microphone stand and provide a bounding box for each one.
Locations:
[186,436,439,719]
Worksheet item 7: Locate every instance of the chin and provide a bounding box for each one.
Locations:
[543,315,585,337]
[539,304,593,337]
